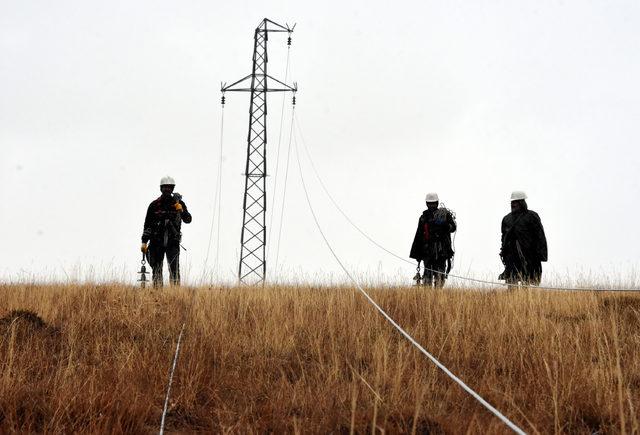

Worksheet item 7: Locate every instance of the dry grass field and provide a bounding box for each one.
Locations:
[0,283,639,434]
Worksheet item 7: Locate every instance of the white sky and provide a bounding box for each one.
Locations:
[2,0,639,286]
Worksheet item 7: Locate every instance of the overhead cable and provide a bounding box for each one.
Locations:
[267,45,292,267]
[204,101,226,278]
[272,106,296,276]
[293,130,527,435]
[293,115,640,293]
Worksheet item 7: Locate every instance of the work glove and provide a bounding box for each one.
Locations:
[174,202,183,212]
[141,243,148,253]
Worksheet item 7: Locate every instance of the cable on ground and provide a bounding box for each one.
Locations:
[292,128,527,435]
[159,322,185,435]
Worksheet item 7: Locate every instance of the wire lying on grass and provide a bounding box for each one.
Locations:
[294,129,527,435]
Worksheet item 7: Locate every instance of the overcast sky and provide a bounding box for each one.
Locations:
[2,0,639,286]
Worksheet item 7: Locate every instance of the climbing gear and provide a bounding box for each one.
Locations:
[425,192,439,203]
[138,253,149,288]
[510,191,527,201]
[160,176,176,186]
[433,208,448,225]
[141,242,148,253]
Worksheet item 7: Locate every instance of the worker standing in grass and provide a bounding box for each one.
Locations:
[410,193,457,288]
[499,191,547,287]
[140,176,192,287]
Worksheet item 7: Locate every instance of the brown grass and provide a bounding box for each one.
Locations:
[0,283,639,433]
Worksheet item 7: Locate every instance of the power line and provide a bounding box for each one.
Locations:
[294,116,410,265]
[272,106,296,277]
[266,45,292,268]
[204,101,225,279]
[213,107,225,277]
[292,130,527,435]
[293,114,640,293]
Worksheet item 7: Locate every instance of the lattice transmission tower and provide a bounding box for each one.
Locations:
[222,19,297,285]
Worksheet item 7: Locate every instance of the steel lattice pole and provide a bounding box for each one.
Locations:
[222,19,297,285]
[239,23,268,284]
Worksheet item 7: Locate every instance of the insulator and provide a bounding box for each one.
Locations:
[292,95,296,106]
[221,95,226,106]
[287,36,292,46]
[138,263,148,288]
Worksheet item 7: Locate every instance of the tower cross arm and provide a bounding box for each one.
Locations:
[221,75,297,93]
[220,75,252,92]
[266,75,297,92]
[261,19,296,33]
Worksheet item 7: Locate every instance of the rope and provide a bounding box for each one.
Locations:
[159,322,185,435]
[267,45,292,266]
[272,106,296,276]
[204,101,225,279]
[293,115,640,293]
[292,130,527,435]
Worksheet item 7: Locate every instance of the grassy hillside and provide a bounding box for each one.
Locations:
[0,284,638,433]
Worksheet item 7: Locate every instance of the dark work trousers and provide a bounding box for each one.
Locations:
[504,258,542,288]
[147,241,181,287]
[422,257,448,288]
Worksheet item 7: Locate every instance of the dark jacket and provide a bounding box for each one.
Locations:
[410,208,457,261]
[141,194,192,244]
[500,207,547,264]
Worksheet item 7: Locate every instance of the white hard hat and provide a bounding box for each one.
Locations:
[510,190,527,201]
[160,175,176,186]
[425,192,439,202]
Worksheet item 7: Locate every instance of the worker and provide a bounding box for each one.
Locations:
[499,191,547,287]
[140,176,192,287]
[410,193,457,288]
